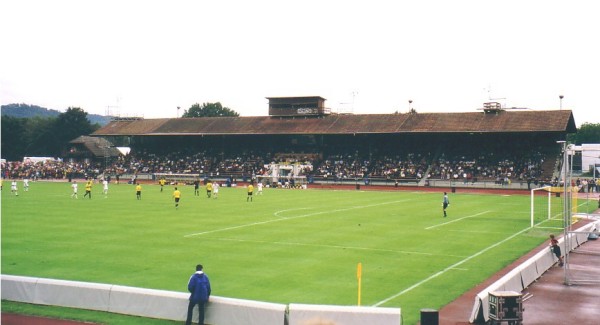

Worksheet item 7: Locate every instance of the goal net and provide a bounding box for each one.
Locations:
[530,186,565,228]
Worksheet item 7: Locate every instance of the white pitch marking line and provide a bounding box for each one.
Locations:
[273,207,312,219]
[210,237,468,258]
[374,224,535,307]
[184,199,411,238]
[425,211,492,230]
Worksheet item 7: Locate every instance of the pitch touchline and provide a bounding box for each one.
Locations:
[184,199,411,237]
[374,220,542,307]
[425,211,492,230]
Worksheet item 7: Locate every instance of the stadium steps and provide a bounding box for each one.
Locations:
[542,153,561,181]
[418,146,442,186]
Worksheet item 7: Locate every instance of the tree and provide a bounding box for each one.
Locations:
[1,107,99,160]
[182,102,239,118]
[1,116,28,160]
[54,107,97,142]
[567,123,600,145]
[26,116,58,156]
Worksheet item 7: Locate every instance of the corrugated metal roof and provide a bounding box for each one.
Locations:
[92,110,576,136]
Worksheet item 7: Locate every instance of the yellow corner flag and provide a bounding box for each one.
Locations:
[357,262,362,306]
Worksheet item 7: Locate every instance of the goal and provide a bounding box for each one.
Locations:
[531,186,578,227]
[530,186,563,228]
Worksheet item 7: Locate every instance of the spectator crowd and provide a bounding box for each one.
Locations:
[2,144,576,189]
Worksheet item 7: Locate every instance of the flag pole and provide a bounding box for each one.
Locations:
[357,262,362,306]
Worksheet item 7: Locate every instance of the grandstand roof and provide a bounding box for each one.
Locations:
[92,110,576,136]
[69,136,121,157]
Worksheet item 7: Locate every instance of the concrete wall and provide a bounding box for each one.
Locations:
[1,275,401,325]
[468,221,599,323]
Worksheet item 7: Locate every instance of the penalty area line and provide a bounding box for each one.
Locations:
[373,224,530,307]
[425,211,492,230]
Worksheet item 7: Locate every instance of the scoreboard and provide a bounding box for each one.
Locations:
[267,96,330,117]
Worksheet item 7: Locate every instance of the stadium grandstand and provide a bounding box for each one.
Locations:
[1,98,577,189]
[69,97,578,190]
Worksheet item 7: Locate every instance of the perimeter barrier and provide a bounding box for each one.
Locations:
[468,221,599,323]
[1,274,401,325]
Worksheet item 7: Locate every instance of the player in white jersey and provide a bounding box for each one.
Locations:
[103,179,109,196]
[212,182,219,198]
[71,182,78,199]
[11,180,18,196]
[23,178,30,191]
[257,182,263,195]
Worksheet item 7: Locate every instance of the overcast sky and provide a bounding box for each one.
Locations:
[1,0,598,126]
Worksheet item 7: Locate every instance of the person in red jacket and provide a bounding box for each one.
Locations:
[549,234,564,267]
[186,264,211,325]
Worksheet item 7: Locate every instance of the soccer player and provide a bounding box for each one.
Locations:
[159,178,166,192]
[247,183,254,202]
[71,181,78,199]
[103,179,109,197]
[212,182,219,199]
[11,180,18,196]
[442,192,450,217]
[83,179,92,199]
[194,178,200,196]
[173,187,181,209]
[257,182,263,195]
[206,181,213,198]
[136,183,142,200]
[23,178,30,192]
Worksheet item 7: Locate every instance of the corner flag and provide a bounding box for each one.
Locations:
[357,262,362,305]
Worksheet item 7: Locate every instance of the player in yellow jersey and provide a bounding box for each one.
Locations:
[136,183,142,200]
[247,183,254,202]
[206,181,213,198]
[173,187,181,209]
[159,178,166,192]
[83,179,92,199]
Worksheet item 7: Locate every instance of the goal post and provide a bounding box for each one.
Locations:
[530,186,552,228]
[530,185,576,228]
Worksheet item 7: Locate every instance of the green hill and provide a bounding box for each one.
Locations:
[1,103,112,126]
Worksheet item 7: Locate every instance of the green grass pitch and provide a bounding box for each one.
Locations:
[1,181,585,324]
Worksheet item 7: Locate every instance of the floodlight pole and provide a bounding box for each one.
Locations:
[559,95,564,110]
[558,140,575,285]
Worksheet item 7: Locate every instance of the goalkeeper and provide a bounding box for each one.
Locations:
[442,192,450,217]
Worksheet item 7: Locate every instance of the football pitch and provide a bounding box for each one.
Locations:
[1,181,585,324]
